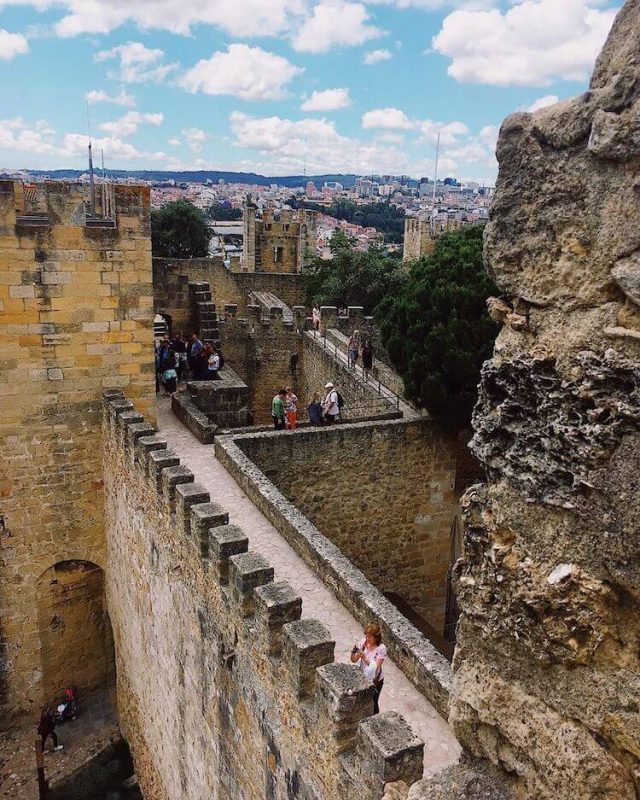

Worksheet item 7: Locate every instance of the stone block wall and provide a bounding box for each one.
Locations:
[448,4,640,799]
[102,391,426,800]
[153,257,306,332]
[234,420,458,632]
[0,179,154,718]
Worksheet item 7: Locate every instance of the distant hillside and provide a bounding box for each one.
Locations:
[9,169,370,189]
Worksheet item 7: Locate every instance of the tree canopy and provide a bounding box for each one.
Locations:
[376,226,498,432]
[151,200,211,258]
[292,198,406,243]
[303,230,407,314]
[205,203,242,221]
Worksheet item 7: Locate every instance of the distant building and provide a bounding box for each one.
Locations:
[306,180,318,198]
[242,205,318,273]
[355,177,373,198]
[403,217,436,264]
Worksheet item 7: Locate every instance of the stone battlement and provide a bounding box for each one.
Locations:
[102,390,426,799]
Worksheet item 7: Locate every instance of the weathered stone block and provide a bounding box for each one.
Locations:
[317,663,374,753]
[175,482,210,537]
[282,619,335,699]
[209,524,249,584]
[125,422,156,461]
[354,711,424,793]
[254,581,302,655]
[161,465,195,509]
[190,503,228,557]
[136,435,167,473]
[147,448,180,491]
[228,551,274,616]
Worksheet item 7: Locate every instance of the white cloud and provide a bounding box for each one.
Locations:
[363,48,392,65]
[182,127,208,152]
[95,42,176,83]
[229,110,444,176]
[292,0,383,53]
[60,132,142,160]
[86,89,136,107]
[99,111,163,136]
[362,107,415,130]
[180,44,302,101]
[47,0,307,39]
[301,88,350,112]
[0,29,29,60]
[524,94,560,112]
[432,0,617,87]
[478,123,499,152]
[419,118,469,145]
[0,118,56,154]
[167,137,181,146]
[377,132,405,144]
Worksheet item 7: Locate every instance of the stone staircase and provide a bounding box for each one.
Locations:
[189,281,219,344]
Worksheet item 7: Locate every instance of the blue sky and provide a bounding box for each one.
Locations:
[0,0,621,182]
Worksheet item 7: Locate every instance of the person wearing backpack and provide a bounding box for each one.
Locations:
[323,382,340,424]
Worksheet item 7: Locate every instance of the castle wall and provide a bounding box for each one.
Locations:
[449,4,640,799]
[102,391,425,800]
[0,179,154,718]
[234,421,457,632]
[153,257,305,332]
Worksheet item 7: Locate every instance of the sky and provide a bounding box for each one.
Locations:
[0,0,622,183]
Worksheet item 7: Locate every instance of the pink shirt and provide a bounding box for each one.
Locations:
[358,638,387,681]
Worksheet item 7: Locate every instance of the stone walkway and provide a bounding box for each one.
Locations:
[157,398,461,778]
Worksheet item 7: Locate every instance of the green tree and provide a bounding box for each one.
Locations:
[205,203,242,221]
[151,200,211,258]
[303,230,407,314]
[376,226,498,431]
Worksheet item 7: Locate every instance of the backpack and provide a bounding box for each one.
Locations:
[336,391,345,409]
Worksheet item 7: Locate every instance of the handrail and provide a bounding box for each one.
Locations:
[308,328,402,412]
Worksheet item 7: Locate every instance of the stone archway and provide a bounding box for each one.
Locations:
[36,560,115,702]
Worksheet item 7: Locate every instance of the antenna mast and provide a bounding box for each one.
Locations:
[431,131,441,235]
[86,101,96,217]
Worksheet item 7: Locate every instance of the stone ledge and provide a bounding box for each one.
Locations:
[214,432,453,719]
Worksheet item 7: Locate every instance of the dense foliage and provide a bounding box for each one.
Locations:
[151,200,211,258]
[295,198,406,243]
[304,230,407,313]
[205,203,242,221]
[376,226,498,431]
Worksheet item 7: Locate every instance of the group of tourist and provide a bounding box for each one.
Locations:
[155,332,225,395]
[271,382,343,430]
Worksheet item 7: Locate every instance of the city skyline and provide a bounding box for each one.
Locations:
[0,0,620,183]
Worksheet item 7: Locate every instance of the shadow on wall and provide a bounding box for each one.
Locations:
[36,561,115,704]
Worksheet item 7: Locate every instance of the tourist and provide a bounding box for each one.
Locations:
[207,348,220,379]
[312,305,321,331]
[284,385,298,431]
[271,388,287,430]
[188,333,203,376]
[347,330,361,369]
[361,338,373,380]
[37,707,63,753]
[323,382,340,424]
[216,348,225,370]
[162,349,178,395]
[307,392,324,426]
[171,333,187,381]
[350,624,387,714]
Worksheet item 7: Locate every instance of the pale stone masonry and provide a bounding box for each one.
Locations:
[0,180,155,717]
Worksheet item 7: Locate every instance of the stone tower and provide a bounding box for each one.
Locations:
[0,180,155,718]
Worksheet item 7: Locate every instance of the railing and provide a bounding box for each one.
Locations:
[308,328,402,412]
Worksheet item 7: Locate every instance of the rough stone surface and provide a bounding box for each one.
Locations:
[0,179,154,718]
[452,4,640,799]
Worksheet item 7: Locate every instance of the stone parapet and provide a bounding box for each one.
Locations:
[102,389,426,800]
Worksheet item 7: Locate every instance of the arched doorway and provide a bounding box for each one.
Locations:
[36,560,115,703]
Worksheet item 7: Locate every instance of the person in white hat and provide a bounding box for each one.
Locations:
[323,382,340,424]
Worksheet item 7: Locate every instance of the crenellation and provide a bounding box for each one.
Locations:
[208,524,250,585]
[254,581,303,656]
[316,663,374,754]
[160,464,195,510]
[147,448,181,491]
[354,712,425,793]
[175,483,211,539]
[189,503,229,558]
[282,619,335,700]
[135,435,167,475]
[228,551,275,617]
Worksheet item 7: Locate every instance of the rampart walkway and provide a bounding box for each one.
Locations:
[156,397,461,778]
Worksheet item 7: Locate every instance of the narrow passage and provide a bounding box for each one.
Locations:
[157,398,461,778]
